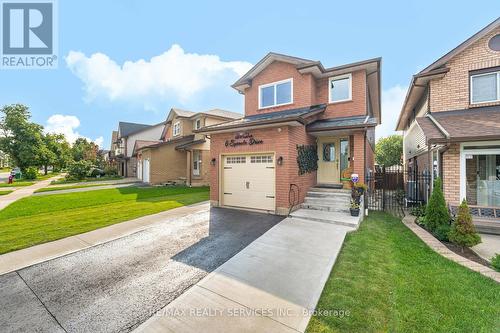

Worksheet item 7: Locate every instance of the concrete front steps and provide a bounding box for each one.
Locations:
[291,186,363,229]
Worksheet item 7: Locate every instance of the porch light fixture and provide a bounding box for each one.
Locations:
[277,156,283,165]
[211,158,216,166]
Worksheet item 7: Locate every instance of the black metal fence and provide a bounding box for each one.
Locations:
[366,165,431,215]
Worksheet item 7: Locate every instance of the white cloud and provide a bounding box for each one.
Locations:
[65,44,253,106]
[45,114,103,147]
[376,85,407,141]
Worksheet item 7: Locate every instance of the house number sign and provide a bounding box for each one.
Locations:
[225,132,263,147]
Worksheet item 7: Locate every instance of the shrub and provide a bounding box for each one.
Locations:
[104,165,118,176]
[448,199,481,251]
[433,223,451,242]
[424,178,450,232]
[410,204,426,218]
[491,254,500,272]
[23,167,38,180]
[66,160,93,180]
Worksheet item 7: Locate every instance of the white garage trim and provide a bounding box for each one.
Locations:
[219,152,276,213]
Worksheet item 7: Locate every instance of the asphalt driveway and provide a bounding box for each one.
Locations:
[0,207,283,333]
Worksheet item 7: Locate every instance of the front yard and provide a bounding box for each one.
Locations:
[0,186,209,254]
[307,212,499,333]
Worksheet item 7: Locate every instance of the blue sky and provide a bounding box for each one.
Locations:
[1,0,498,149]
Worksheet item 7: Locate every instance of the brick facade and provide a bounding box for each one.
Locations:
[430,26,500,113]
[208,57,376,214]
[442,144,460,205]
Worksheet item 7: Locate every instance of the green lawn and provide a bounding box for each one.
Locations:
[0,190,13,195]
[34,183,111,193]
[307,212,499,333]
[0,186,209,254]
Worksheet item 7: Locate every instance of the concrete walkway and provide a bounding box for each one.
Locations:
[472,233,500,262]
[0,174,63,210]
[0,202,210,275]
[402,215,500,283]
[135,217,354,333]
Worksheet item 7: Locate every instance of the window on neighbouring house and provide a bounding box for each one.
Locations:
[173,122,180,136]
[470,71,500,104]
[194,118,202,130]
[259,79,292,108]
[329,74,352,103]
[193,150,201,176]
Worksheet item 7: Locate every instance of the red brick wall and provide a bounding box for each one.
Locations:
[244,62,315,116]
[315,70,367,119]
[209,125,317,213]
[243,61,367,118]
[352,131,366,183]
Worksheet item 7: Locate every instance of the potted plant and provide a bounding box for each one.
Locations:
[350,200,360,216]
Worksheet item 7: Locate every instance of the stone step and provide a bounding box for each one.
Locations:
[301,203,349,213]
[304,197,351,205]
[310,187,351,194]
[306,191,352,199]
[290,208,361,229]
[474,220,500,235]
[315,183,344,189]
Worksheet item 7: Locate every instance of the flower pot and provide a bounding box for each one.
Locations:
[350,208,360,217]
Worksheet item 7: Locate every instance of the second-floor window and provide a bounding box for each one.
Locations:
[470,70,500,104]
[259,78,292,109]
[194,118,202,130]
[173,122,180,136]
[329,74,352,103]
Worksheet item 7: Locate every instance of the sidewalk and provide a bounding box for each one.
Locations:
[0,174,64,210]
[135,217,354,333]
[0,202,209,275]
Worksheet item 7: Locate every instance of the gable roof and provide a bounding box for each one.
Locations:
[192,109,242,120]
[118,122,151,138]
[231,52,382,123]
[232,52,316,90]
[396,17,500,131]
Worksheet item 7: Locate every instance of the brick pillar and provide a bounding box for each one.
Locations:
[352,131,366,183]
[442,144,460,205]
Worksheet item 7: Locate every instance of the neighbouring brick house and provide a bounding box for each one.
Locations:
[197,52,381,215]
[114,122,165,177]
[396,18,500,231]
[136,108,241,185]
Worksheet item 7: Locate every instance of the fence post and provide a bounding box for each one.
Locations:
[382,165,386,211]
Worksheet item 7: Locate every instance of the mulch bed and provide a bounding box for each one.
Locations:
[414,220,492,268]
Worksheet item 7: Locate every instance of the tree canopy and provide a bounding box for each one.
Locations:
[375,135,403,167]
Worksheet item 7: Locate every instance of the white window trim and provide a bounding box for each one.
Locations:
[258,78,293,110]
[173,121,181,136]
[328,73,352,104]
[459,140,500,202]
[470,70,500,105]
[193,150,201,176]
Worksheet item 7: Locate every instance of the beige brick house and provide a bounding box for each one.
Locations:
[396,18,500,230]
[136,108,241,186]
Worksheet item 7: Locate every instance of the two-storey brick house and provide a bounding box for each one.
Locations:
[136,108,241,185]
[198,53,381,215]
[396,18,500,230]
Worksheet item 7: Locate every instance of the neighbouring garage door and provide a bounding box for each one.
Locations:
[222,154,275,211]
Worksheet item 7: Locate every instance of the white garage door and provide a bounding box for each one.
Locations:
[222,154,275,211]
[143,159,150,183]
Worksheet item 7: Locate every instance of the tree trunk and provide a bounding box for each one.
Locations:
[44,165,48,175]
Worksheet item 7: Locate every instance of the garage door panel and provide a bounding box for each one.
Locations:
[222,154,275,211]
